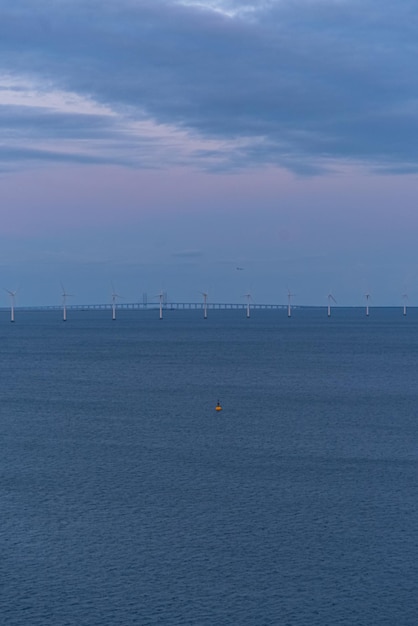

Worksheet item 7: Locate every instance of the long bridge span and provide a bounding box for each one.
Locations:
[14,301,287,312]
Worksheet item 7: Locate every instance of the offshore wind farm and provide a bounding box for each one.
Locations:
[1,293,416,321]
[0,280,416,320]
[1,277,416,316]
[0,274,415,315]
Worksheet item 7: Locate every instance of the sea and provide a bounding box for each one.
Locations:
[1,307,418,626]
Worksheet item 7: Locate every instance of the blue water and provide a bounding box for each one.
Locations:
[1,308,418,625]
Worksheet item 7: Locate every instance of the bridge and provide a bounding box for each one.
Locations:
[12,301,287,312]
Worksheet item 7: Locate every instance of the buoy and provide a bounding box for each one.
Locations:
[215,401,222,412]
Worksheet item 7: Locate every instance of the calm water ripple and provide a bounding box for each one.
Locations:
[1,308,418,625]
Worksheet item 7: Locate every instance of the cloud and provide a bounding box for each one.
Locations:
[0,0,417,173]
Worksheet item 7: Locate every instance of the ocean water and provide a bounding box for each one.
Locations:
[1,307,418,625]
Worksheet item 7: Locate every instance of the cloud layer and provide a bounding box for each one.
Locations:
[0,0,417,173]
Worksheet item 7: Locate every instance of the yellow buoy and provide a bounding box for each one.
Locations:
[215,401,222,412]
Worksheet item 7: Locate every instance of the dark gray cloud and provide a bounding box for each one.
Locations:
[0,0,417,172]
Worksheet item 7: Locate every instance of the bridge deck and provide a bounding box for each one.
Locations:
[4,302,287,312]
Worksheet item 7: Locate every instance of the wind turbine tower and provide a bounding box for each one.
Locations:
[201,292,208,319]
[243,293,252,318]
[61,283,73,322]
[365,292,371,317]
[402,293,408,316]
[5,289,17,323]
[156,291,164,320]
[111,285,122,320]
[287,289,295,318]
[327,293,337,317]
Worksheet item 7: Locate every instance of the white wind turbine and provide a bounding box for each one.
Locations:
[243,292,252,318]
[4,288,17,322]
[111,284,122,321]
[61,283,73,322]
[365,292,371,317]
[287,288,295,317]
[402,293,408,316]
[327,292,337,317]
[200,291,209,319]
[155,291,164,319]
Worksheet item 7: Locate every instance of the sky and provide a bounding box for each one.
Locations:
[1,0,418,307]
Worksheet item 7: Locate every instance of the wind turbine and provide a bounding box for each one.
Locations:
[155,291,164,319]
[60,283,73,322]
[243,293,252,318]
[111,284,122,320]
[4,288,17,323]
[402,293,408,316]
[365,292,371,317]
[287,289,295,317]
[327,292,337,317]
[200,291,209,319]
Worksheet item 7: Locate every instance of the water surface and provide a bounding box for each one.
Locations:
[1,308,418,625]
